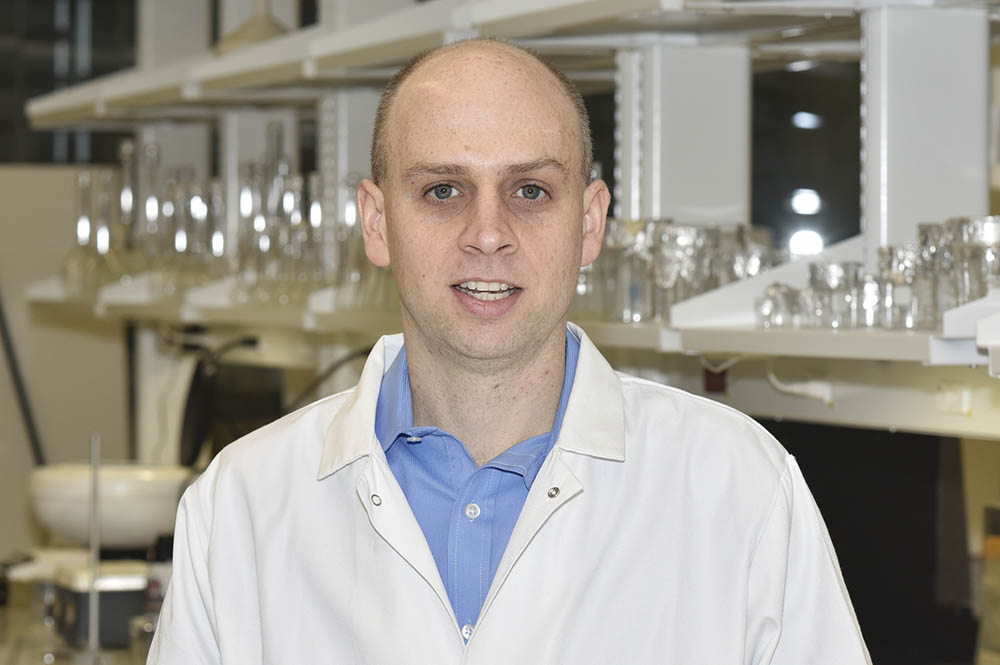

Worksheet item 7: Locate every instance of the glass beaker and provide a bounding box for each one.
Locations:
[806,261,862,329]
[877,244,927,330]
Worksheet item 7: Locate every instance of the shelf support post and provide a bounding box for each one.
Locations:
[859,4,989,269]
[614,38,750,223]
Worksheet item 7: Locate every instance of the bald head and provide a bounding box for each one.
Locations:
[370,38,593,186]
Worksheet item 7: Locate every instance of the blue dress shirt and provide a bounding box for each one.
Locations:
[374,328,580,635]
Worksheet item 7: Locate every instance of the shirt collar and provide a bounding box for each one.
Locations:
[318,324,625,480]
[374,329,580,457]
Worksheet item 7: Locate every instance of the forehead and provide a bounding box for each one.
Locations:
[385,45,581,179]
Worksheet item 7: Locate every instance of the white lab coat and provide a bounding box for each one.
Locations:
[149,325,871,665]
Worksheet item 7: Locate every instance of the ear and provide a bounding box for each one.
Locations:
[580,178,610,267]
[358,178,390,267]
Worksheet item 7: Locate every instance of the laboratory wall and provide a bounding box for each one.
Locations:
[0,165,127,556]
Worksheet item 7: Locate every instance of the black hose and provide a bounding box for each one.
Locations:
[284,346,372,414]
[0,283,45,466]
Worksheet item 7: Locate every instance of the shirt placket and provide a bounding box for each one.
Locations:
[450,467,500,640]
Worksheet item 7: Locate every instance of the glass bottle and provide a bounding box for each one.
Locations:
[59,171,100,299]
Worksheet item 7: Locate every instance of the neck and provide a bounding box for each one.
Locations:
[404,325,567,466]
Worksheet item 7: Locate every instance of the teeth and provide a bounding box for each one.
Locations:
[458,281,511,293]
[456,281,516,301]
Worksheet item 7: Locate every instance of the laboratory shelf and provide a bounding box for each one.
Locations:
[677,326,946,363]
[23,276,100,319]
[24,0,863,128]
[27,273,995,369]
[575,320,683,353]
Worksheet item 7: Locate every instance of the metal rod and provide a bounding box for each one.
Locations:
[0,282,46,466]
[89,432,101,664]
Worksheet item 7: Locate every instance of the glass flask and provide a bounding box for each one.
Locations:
[134,142,164,267]
[206,178,231,279]
[59,171,102,300]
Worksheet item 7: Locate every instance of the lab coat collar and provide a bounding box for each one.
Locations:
[317,323,625,480]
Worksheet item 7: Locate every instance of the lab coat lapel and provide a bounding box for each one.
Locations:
[477,325,627,623]
[320,335,456,626]
[356,451,457,626]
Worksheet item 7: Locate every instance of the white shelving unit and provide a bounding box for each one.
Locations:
[21,0,1000,444]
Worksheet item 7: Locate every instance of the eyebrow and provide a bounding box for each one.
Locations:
[402,158,568,181]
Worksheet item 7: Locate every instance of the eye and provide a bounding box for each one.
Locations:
[426,184,459,201]
[515,184,547,201]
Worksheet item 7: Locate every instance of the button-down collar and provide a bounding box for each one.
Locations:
[318,323,625,480]
[373,329,580,487]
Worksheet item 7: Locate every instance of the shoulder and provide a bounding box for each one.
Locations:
[189,387,357,501]
[615,371,788,486]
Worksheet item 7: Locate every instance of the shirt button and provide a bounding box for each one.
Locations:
[461,623,474,640]
[464,503,481,520]
[406,436,422,442]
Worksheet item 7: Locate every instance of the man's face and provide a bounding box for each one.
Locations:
[359,45,609,365]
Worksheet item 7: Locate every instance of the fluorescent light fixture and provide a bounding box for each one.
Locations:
[792,111,823,129]
[174,229,187,253]
[344,200,357,227]
[789,229,824,256]
[211,231,225,257]
[190,195,208,222]
[96,226,109,255]
[76,215,90,245]
[120,187,133,215]
[309,201,322,229]
[239,187,253,218]
[145,196,158,223]
[786,60,816,73]
[791,188,821,215]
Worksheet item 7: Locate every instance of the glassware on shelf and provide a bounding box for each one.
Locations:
[206,178,230,279]
[134,142,164,267]
[650,222,720,324]
[917,223,948,329]
[717,225,773,286]
[601,218,655,324]
[59,170,102,300]
[571,262,603,320]
[115,139,139,278]
[754,282,801,328]
[93,169,125,284]
[804,261,862,329]
[945,215,1000,305]
[234,162,270,305]
[295,172,326,295]
[877,244,929,330]
[176,177,213,289]
[856,273,882,329]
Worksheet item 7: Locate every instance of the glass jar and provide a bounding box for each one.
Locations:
[805,261,862,329]
[602,218,655,324]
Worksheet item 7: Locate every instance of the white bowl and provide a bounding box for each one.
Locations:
[29,463,193,548]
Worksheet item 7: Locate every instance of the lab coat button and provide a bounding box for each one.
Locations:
[465,503,481,520]
[371,494,382,506]
[547,487,560,498]
[461,623,474,640]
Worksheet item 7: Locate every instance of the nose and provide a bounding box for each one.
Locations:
[458,192,518,256]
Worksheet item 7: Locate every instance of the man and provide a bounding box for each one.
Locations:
[149,39,870,664]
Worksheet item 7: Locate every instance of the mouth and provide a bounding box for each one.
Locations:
[452,280,521,302]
